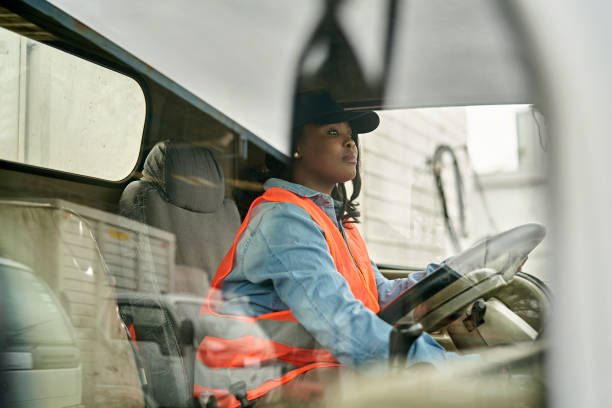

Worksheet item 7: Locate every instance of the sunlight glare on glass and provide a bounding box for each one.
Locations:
[467,105,530,174]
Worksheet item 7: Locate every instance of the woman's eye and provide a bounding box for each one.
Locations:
[328,128,339,136]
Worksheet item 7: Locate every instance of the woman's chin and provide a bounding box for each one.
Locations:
[338,171,356,183]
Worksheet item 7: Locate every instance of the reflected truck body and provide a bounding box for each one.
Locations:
[0,201,144,407]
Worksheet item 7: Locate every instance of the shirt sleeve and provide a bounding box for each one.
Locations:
[239,202,393,368]
[373,261,440,309]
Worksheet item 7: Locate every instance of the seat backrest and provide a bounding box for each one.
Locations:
[119,140,241,296]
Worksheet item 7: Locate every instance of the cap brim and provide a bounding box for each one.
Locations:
[315,111,380,134]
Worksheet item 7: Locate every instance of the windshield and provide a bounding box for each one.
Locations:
[0,2,551,407]
[174,301,203,322]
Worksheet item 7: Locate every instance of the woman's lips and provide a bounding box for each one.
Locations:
[343,153,358,164]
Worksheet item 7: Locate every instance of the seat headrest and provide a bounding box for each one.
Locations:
[142,140,225,213]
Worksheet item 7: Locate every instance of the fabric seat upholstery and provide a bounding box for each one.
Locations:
[119,140,240,296]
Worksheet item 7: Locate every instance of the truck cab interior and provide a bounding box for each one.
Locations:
[0,1,576,407]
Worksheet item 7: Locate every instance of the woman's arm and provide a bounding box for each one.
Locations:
[373,262,439,309]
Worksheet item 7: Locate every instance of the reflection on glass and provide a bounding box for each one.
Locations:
[0,202,145,407]
[175,301,203,322]
[446,223,546,282]
[1,258,82,406]
[2,263,75,346]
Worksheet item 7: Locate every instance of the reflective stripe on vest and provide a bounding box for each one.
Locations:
[194,187,379,407]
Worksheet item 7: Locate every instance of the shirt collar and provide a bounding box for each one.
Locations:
[264,178,343,225]
[264,178,330,200]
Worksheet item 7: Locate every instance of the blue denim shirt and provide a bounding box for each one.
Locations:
[219,178,450,368]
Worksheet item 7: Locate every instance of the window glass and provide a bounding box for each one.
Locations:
[0,2,550,406]
[120,305,170,327]
[359,106,549,281]
[466,105,545,175]
[0,204,145,407]
[0,26,145,180]
[1,264,74,346]
[175,301,203,322]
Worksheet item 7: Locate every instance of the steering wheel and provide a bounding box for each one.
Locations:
[425,224,547,350]
[382,224,546,338]
[444,223,546,282]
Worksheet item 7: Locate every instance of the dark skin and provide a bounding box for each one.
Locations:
[292,121,357,195]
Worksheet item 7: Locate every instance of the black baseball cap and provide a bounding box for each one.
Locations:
[293,90,380,134]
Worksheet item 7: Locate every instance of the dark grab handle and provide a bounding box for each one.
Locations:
[229,381,254,407]
[389,323,424,368]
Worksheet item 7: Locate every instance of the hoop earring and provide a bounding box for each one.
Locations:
[293,151,301,159]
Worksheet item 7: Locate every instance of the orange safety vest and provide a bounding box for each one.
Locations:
[194,187,380,407]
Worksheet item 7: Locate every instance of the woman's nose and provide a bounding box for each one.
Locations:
[344,136,356,148]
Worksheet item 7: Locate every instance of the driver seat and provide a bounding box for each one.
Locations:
[119,140,240,296]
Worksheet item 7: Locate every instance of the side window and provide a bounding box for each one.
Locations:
[0,26,145,180]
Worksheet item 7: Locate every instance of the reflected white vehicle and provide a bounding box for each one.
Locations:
[0,257,82,408]
[114,293,205,408]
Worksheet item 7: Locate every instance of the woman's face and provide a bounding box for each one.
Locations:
[292,121,358,194]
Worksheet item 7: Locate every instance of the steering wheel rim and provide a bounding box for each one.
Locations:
[413,224,546,332]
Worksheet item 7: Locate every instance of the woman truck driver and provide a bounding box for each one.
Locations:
[194,90,456,407]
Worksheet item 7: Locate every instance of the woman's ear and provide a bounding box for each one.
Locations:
[291,126,305,159]
[294,126,312,165]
